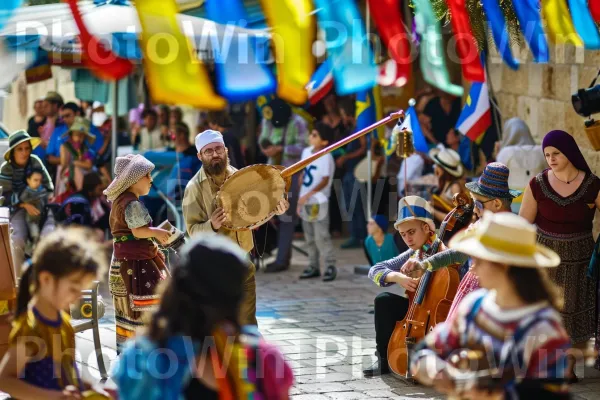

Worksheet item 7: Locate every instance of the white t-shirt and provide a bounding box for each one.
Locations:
[299,146,335,205]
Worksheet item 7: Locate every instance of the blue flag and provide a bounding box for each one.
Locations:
[355,87,383,141]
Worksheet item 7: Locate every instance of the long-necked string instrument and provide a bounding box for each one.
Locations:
[387,192,473,378]
[216,111,404,231]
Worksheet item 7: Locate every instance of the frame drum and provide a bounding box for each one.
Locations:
[216,164,288,231]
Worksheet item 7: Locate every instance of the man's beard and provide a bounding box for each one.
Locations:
[204,156,229,176]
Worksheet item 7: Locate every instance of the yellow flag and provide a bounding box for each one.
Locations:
[541,0,584,47]
[135,0,226,109]
[260,0,316,105]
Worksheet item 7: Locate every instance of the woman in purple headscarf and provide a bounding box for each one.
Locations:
[520,129,600,380]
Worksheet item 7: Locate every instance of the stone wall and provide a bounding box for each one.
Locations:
[487,44,600,171]
[487,44,600,234]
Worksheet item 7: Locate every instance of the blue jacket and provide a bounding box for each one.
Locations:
[45,123,104,159]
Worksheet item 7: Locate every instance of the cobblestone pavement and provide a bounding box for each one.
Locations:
[13,239,600,399]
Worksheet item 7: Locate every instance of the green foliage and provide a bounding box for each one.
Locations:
[411,0,524,50]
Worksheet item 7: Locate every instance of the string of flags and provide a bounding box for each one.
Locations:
[3,0,600,109]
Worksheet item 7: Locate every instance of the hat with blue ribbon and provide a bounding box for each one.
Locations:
[394,196,435,232]
[465,162,522,199]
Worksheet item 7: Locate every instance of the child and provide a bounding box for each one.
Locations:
[0,227,107,399]
[297,122,337,281]
[17,168,49,242]
[364,215,399,265]
[103,154,171,353]
[411,212,570,398]
[54,117,95,203]
[114,234,294,400]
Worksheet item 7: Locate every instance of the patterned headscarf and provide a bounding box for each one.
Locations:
[542,130,591,173]
[103,154,155,202]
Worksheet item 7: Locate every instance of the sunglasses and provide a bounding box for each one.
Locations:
[473,197,496,210]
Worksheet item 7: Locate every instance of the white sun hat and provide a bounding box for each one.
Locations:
[449,211,560,268]
[429,146,464,178]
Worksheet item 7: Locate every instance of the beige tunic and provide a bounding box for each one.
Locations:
[182,165,254,253]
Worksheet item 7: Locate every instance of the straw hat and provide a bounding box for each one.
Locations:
[394,195,436,232]
[449,211,560,268]
[61,117,96,144]
[103,154,155,202]
[429,147,464,178]
[4,130,41,161]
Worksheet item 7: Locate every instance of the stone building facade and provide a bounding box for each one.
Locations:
[487,43,600,170]
[487,43,600,233]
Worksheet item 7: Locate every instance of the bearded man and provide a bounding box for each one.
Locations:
[183,130,289,326]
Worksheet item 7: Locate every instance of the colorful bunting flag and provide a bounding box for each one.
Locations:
[542,0,584,47]
[512,0,550,63]
[205,0,276,102]
[368,0,411,88]
[135,0,226,109]
[445,0,486,82]
[568,0,600,49]
[67,0,134,81]
[412,0,464,96]
[591,0,600,23]
[314,0,377,95]
[260,0,315,105]
[481,0,519,70]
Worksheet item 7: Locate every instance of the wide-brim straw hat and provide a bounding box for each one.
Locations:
[394,195,436,232]
[4,130,41,161]
[60,117,96,144]
[429,147,464,178]
[465,162,522,199]
[103,154,155,202]
[449,211,560,268]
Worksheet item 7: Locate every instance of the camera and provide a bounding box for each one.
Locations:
[572,85,600,117]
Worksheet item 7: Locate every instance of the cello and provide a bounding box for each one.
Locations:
[387,192,474,378]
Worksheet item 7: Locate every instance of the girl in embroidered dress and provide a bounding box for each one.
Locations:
[520,129,600,378]
[411,212,570,399]
[103,154,171,353]
[0,228,107,399]
[54,117,95,203]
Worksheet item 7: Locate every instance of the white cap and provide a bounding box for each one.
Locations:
[195,129,225,153]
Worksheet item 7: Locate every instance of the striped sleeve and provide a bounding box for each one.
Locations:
[368,249,414,287]
[421,248,469,271]
[520,313,571,380]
